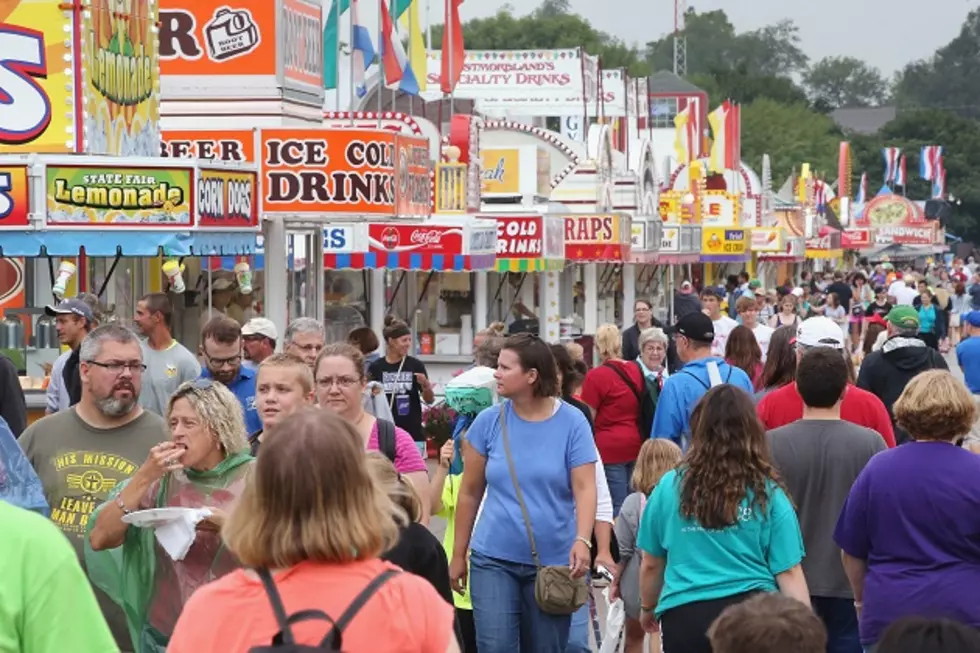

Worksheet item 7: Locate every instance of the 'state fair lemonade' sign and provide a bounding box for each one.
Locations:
[197,169,258,228]
[46,166,193,226]
[0,0,78,152]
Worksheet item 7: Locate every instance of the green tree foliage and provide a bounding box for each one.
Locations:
[740,99,841,183]
[803,56,890,108]
[429,3,651,77]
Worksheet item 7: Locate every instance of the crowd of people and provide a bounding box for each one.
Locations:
[2,257,980,653]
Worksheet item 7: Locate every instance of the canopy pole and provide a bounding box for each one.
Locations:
[96,252,122,299]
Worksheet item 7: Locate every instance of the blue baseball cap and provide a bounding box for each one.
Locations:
[965,311,980,328]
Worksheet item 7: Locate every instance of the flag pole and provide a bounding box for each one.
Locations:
[347,0,354,123]
[335,0,343,112]
[447,0,455,116]
[377,0,383,127]
[579,48,587,137]
[409,0,415,117]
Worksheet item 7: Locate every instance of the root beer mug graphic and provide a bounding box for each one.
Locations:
[204,7,260,61]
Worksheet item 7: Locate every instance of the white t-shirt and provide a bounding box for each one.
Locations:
[752,324,775,361]
[891,285,918,306]
[712,315,738,357]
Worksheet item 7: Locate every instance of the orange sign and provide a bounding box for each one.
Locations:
[158,0,275,76]
[161,129,255,162]
[395,136,431,218]
[259,128,399,215]
[281,0,322,89]
[0,1,78,152]
[0,167,30,228]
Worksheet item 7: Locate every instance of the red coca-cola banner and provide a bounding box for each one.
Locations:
[495,216,543,258]
[367,223,464,255]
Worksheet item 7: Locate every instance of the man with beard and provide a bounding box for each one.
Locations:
[198,315,261,434]
[19,323,166,651]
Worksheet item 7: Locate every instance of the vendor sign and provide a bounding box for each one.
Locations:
[661,226,680,252]
[751,228,783,252]
[394,136,432,219]
[162,130,255,162]
[861,193,924,227]
[0,167,30,228]
[481,149,520,195]
[159,0,275,76]
[492,215,563,272]
[842,228,871,249]
[701,227,748,262]
[874,223,938,246]
[702,191,739,227]
[563,214,630,261]
[805,232,842,259]
[323,222,495,271]
[198,169,258,228]
[83,0,160,156]
[0,0,79,152]
[46,165,193,226]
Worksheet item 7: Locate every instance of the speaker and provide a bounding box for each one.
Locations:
[924,199,952,223]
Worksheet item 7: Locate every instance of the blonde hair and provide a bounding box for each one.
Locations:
[479,322,506,338]
[565,342,585,362]
[365,451,422,522]
[631,439,683,494]
[595,323,622,361]
[223,408,399,567]
[167,380,249,454]
[894,370,977,442]
[257,353,314,394]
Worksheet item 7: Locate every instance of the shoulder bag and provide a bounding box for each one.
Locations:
[498,405,588,615]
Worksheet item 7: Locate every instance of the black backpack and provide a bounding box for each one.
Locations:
[250,568,399,651]
[376,419,397,463]
[604,361,659,437]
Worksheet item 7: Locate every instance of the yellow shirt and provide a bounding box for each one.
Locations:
[436,473,472,610]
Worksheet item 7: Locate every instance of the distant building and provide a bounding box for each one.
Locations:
[830,106,897,135]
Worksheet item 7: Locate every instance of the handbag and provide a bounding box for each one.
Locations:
[497,405,588,615]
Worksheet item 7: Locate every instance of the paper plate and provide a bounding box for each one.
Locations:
[122,507,210,529]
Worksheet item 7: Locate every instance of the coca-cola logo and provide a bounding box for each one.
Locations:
[410,229,444,246]
[381,227,400,249]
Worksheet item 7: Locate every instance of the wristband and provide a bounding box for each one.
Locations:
[575,536,592,549]
[115,496,132,515]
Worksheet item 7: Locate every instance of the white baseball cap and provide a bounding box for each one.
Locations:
[242,317,278,341]
[796,317,845,350]
[791,287,804,298]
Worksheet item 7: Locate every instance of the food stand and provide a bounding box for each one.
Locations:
[0,154,259,420]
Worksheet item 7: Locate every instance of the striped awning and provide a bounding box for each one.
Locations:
[324,251,497,271]
[495,258,565,273]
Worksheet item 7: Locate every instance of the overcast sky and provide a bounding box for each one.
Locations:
[436,0,970,74]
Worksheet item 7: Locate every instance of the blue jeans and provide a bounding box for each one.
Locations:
[470,551,572,653]
[812,596,862,653]
[605,462,635,517]
[565,573,592,653]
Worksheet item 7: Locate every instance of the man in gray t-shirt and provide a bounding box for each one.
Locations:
[768,348,885,653]
[134,293,200,415]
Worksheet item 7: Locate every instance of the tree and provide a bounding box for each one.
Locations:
[734,20,809,78]
[430,6,651,77]
[894,9,980,118]
[739,99,841,183]
[804,56,889,108]
[692,65,809,107]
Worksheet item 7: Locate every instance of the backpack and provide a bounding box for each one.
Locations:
[604,361,659,437]
[679,361,733,389]
[376,419,397,464]
[250,568,399,652]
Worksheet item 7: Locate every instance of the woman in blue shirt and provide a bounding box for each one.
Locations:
[637,385,809,653]
[917,289,941,350]
[450,334,597,653]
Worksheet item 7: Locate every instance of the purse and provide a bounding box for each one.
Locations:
[497,405,589,616]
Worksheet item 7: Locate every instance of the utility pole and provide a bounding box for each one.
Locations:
[673,0,687,77]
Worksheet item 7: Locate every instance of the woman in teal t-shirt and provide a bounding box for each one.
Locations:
[636,385,809,653]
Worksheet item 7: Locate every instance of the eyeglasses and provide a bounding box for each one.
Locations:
[85,360,146,375]
[316,376,360,389]
[204,352,241,368]
[291,343,323,353]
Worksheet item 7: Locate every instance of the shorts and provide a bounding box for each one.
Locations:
[952,314,962,328]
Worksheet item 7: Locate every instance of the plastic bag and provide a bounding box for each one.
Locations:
[599,587,625,653]
[0,418,49,515]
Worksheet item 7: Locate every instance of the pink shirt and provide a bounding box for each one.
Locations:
[368,421,427,474]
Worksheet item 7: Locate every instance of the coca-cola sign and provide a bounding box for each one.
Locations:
[368,223,463,254]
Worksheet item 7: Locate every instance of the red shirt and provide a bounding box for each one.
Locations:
[757,382,896,448]
[581,360,644,464]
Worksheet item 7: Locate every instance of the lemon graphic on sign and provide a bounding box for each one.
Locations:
[707,232,722,252]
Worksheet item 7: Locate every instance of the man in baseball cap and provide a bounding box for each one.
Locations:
[673,280,703,321]
[957,311,980,395]
[45,297,98,409]
[857,306,947,444]
[652,312,754,448]
[242,318,278,370]
[757,316,896,446]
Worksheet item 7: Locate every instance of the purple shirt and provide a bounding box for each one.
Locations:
[834,442,980,644]
[367,421,427,474]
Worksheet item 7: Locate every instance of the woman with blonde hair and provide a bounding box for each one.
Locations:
[87,379,254,651]
[366,452,454,607]
[168,409,458,652]
[835,370,980,652]
[612,439,683,653]
[582,323,646,515]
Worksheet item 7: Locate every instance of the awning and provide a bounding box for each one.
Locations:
[324,251,495,271]
[865,243,948,261]
[0,231,259,257]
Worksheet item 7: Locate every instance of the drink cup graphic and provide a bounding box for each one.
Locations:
[52,261,77,299]
[234,261,253,294]
[204,7,260,61]
[162,260,187,294]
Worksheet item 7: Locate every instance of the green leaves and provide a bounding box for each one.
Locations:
[803,57,890,109]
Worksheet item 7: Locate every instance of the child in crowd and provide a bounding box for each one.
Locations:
[611,439,683,653]
[250,353,314,455]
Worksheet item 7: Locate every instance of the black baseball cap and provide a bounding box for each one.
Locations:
[45,298,94,321]
[668,312,715,343]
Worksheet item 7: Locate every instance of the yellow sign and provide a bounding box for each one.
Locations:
[481,149,520,194]
[659,191,680,223]
[0,0,78,152]
[83,0,161,156]
[701,226,748,259]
